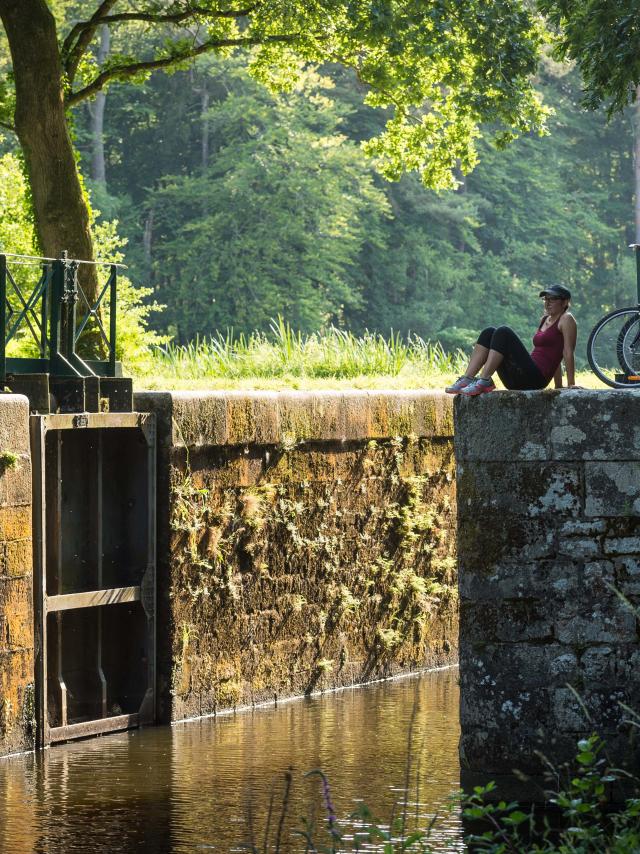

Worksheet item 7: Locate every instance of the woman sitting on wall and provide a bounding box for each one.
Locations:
[445,285,577,396]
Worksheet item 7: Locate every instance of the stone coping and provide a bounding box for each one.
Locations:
[454,388,640,461]
[134,389,454,448]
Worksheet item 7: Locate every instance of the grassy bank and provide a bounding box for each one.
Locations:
[131,321,603,391]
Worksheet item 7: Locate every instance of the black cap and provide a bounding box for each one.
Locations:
[539,284,571,300]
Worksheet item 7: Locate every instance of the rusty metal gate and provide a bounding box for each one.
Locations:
[31,412,156,746]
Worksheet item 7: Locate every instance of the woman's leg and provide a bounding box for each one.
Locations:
[464,327,495,377]
[483,326,546,390]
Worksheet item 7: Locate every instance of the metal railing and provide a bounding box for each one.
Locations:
[0,252,124,383]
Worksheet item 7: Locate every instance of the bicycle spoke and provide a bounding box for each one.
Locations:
[588,308,640,388]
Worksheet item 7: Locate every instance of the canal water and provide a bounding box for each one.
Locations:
[0,667,462,853]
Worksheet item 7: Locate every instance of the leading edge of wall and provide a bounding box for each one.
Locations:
[134,390,458,723]
[0,395,34,757]
[455,389,640,798]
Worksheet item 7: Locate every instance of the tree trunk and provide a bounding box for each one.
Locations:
[0,0,99,310]
[89,24,110,186]
[201,79,210,171]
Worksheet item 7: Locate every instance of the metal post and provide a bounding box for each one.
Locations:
[40,263,50,359]
[636,244,640,306]
[109,264,117,377]
[63,261,78,361]
[50,258,63,372]
[0,254,6,385]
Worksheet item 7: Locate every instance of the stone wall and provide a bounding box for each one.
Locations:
[455,390,640,796]
[135,391,458,723]
[0,396,34,756]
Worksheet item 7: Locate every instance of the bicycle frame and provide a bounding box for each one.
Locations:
[633,243,640,305]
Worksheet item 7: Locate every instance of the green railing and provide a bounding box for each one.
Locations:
[0,252,123,384]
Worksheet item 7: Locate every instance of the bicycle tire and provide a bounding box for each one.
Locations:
[587,306,640,388]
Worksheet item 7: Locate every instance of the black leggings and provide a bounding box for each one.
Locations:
[478,326,548,390]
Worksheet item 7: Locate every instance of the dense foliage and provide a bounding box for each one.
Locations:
[539,0,640,114]
[61,50,634,353]
[0,3,636,358]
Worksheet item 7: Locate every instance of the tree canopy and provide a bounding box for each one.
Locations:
[539,0,640,114]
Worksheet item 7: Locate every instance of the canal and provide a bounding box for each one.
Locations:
[0,667,462,852]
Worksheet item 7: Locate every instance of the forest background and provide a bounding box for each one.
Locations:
[0,3,637,368]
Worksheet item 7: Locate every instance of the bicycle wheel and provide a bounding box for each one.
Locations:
[587,306,640,388]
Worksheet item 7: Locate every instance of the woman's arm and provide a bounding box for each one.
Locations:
[553,364,563,388]
[559,314,578,386]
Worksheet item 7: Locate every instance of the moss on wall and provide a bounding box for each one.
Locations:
[165,431,457,719]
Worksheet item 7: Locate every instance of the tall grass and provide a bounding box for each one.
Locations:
[146,317,467,381]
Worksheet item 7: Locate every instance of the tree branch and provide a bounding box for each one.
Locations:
[63,0,119,85]
[65,32,300,106]
[62,2,259,85]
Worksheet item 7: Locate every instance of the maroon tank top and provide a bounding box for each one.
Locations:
[531,316,564,380]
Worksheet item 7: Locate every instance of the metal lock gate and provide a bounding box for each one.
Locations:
[31,412,156,746]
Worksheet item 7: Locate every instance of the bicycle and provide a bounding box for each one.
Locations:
[587,243,640,388]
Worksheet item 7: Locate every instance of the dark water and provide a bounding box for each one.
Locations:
[0,667,462,853]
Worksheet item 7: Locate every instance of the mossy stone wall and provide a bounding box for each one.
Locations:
[455,390,640,799]
[0,396,34,756]
[135,391,458,722]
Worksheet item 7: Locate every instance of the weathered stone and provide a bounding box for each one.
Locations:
[559,519,607,536]
[0,395,30,455]
[458,462,580,517]
[585,462,640,517]
[0,505,31,543]
[615,557,640,595]
[557,538,602,560]
[145,390,458,723]
[604,536,640,556]
[0,455,31,508]
[0,539,32,578]
[0,396,33,757]
[550,391,640,461]
[454,391,554,462]
[459,561,579,601]
[173,392,228,447]
[456,391,640,792]
[555,598,636,644]
[458,515,555,577]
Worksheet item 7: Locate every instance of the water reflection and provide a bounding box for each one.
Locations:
[0,667,462,853]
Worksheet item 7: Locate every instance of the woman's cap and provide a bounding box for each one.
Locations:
[539,284,571,300]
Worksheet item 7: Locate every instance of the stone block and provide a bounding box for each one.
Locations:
[251,394,281,445]
[133,391,173,448]
[458,462,580,517]
[341,392,371,441]
[550,391,640,461]
[604,536,640,556]
[225,394,257,446]
[559,519,607,536]
[585,462,640,517]
[495,601,554,642]
[0,539,32,578]
[459,561,579,601]
[460,600,554,643]
[0,576,33,652]
[615,557,640,595]
[0,396,30,455]
[172,393,228,447]
[556,538,602,560]
[579,645,619,687]
[0,455,31,508]
[458,515,555,576]
[461,641,578,689]
[454,391,554,462]
[555,600,637,644]
[552,686,628,734]
[0,506,31,542]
